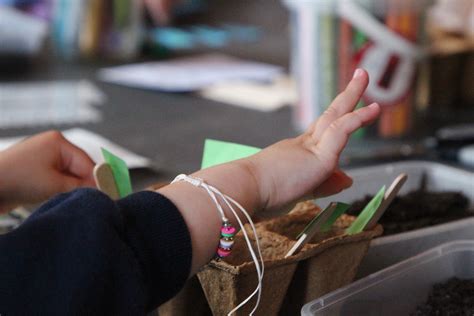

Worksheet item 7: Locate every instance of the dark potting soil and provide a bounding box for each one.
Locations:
[411,277,474,316]
[347,190,473,236]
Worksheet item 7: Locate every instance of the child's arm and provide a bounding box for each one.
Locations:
[0,69,379,315]
[0,131,96,213]
[158,69,380,275]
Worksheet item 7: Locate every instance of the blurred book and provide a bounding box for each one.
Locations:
[148,24,262,51]
[51,0,143,60]
[319,6,337,110]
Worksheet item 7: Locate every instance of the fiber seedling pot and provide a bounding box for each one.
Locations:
[159,224,302,316]
[158,276,211,316]
[158,201,381,315]
[197,229,301,316]
[261,203,383,314]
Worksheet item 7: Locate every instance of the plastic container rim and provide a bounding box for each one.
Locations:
[302,240,474,314]
[344,160,474,246]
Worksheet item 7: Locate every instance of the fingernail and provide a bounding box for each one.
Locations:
[368,102,379,109]
[353,68,364,79]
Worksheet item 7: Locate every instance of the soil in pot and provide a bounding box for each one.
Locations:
[411,277,474,315]
[347,189,473,236]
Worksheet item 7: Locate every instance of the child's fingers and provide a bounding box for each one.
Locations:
[312,170,353,198]
[308,69,369,140]
[144,0,174,25]
[59,137,96,185]
[316,103,381,162]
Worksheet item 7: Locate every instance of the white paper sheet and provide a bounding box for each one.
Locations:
[98,54,283,92]
[0,80,105,129]
[0,128,151,169]
[199,76,297,112]
[0,215,20,229]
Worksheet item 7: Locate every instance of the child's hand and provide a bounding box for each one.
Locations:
[0,131,96,213]
[246,69,380,211]
[143,0,180,25]
[160,69,381,274]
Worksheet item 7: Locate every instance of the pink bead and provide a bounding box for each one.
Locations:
[217,247,231,258]
[221,226,236,235]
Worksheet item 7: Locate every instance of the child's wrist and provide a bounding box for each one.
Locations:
[189,159,265,214]
[235,157,272,212]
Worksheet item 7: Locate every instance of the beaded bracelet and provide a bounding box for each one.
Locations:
[217,221,236,259]
[172,174,238,259]
[171,174,264,315]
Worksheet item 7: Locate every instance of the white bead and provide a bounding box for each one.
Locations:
[220,239,234,249]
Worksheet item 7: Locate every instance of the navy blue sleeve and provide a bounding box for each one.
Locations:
[0,188,192,316]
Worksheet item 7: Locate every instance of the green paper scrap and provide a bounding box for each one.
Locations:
[201,139,261,169]
[346,186,386,235]
[296,202,351,239]
[320,202,351,232]
[297,210,323,240]
[101,148,132,198]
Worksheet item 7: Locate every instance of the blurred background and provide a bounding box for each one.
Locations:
[1,2,473,314]
[0,0,473,188]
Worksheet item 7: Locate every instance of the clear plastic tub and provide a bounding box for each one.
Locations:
[283,0,429,137]
[317,161,474,278]
[301,240,474,316]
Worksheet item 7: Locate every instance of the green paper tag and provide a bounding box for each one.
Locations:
[201,139,261,169]
[346,186,386,235]
[297,209,325,240]
[101,148,132,198]
[320,202,351,232]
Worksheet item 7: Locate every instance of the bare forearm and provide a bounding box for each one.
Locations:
[157,159,261,275]
[157,69,380,277]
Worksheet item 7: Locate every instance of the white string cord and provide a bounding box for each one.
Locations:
[211,188,265,315]
[171,174,265,315]
[173,176,264,316]
[212,191,263,316]
[173,175,264,315]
